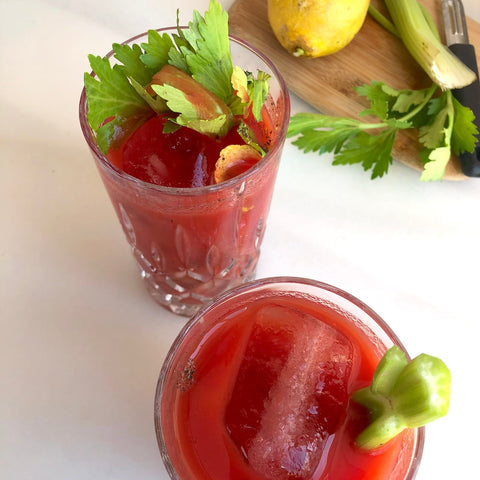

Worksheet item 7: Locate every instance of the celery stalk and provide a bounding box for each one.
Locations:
[391,353,451,427]
[370,345,408,395]
[384,0,476,90]
[367,5,399,38]
[352,346,451,450]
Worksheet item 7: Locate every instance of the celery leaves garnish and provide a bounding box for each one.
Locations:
[352,346,451,450]
[84,55,150,131]
[180,0,234,104]
[84,31,176,153]
[151,81,231,137]
[140,30,175,72]
[249,71,271,122]
[288,81,478,181]
[84,0,271,153]
[84,55,152,154]
[112,42,156,86]
[169,0,269,122]
[231,67,271,121]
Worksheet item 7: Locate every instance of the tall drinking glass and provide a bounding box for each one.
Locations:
[154,277,425,480]
[79,29,290,316]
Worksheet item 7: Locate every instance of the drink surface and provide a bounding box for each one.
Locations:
[161,292,412,480]
[107,111,271,188]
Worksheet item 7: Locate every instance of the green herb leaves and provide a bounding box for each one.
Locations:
[352,345,451,450]
[84,0,270,154]
[288,0,479,181]
[287,81,478,181]
[179,0,234,104]
[150,65,234,137]
[83,55,153,154]
[231,67,271,121]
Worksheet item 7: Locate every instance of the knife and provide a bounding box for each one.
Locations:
[442,0,480,177]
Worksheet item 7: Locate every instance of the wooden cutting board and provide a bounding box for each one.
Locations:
[228,0,480,180]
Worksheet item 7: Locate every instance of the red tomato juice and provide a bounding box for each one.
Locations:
[93,107,282,313]
[80,31,291,315]
[107,112,270,188]
[157,281,419,480]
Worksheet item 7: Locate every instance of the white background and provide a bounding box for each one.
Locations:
[2,0,480,478]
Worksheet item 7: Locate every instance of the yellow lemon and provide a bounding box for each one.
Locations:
[268,0,370,57]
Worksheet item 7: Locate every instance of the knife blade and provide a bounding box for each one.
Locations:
[442,0,480,177]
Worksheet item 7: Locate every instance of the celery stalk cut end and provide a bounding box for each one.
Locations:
[352,346,451,450]
[384,0,477,90]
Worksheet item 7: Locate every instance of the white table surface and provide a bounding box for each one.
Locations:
[2,0,480,478]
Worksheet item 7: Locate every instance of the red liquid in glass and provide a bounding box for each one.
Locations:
[96,108,281,311]
[162,295,412,480]
[107,112,269,188]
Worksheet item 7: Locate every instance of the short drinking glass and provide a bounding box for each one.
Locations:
[154,277,424,480]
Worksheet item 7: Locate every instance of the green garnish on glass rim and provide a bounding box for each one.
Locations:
[352,345,451,450]
[84,0,270,155]
[287,0,479,181]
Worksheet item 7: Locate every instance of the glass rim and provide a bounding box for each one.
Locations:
[154,275,425,480]
[79,27,291,197]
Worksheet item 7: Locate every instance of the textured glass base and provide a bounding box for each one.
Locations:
[141,268,257,317]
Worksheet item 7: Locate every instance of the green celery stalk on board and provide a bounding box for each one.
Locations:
[287,0,479,181]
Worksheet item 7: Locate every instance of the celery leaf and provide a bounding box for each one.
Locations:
[249,71,271,122]
[84,55,152,154]
[392,89,432,114]
[356,81,391,120]
[151,83,231,137]
[420,146,451,181]
[230,67,270,121]
[333,129,396,179]
[140,30,175,72]
[418,92,456,181]
[418,96,449,150]
[129,77,168,113]
[112,42,155,86]
[356,82,434,121]
[182,0,234,103]
[96,113,149,154]
[451,96,479,156]
[231,66,249,104]
[289,80,479,181]
[288,110,398,179]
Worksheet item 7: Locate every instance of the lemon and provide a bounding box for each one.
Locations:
[268,0,370,57]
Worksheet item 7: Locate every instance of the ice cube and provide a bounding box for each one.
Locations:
[243,303,354,480]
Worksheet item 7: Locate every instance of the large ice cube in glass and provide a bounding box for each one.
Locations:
[225,303,354,480]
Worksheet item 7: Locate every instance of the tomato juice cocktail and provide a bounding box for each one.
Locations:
[154,277,424,480]
[79,28,290,316]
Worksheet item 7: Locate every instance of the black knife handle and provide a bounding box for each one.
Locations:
[449,43,480,177]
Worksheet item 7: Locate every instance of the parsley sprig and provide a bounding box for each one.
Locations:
[288,82,478,180]
[84,0,270,154]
